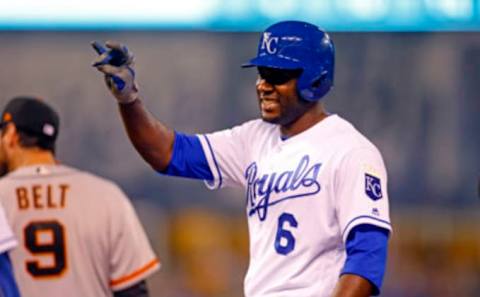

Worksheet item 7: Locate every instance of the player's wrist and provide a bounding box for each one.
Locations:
[117,95,139,105]
[112,77,139,104]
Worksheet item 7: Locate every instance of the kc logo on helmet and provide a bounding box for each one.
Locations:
[261,32,279,54]
[365,173,383,201]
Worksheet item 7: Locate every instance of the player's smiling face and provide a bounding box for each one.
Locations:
[256,67,313,126]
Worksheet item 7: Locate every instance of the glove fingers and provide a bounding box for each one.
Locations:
[92,41,139,104]
[92,53,113,67]
[105,41,129,54]
[91,41,107,55]
[106,41,133,64]
[95,64,121,75]
[91,41,112,66]
[91,40,133,67]
[93,51,132,67]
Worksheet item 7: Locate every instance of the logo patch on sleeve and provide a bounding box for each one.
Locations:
[365,173,383,201]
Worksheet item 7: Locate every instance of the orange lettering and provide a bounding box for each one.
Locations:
[47,185,57,208]
[32,185,43,209]
[16,187,29,209]
[59,184,69,208]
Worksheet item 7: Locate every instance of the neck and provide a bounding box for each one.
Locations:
[8,149,56,172]
[280,102,329,138]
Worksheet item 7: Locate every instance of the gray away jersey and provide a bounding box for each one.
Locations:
[0,164,159,297]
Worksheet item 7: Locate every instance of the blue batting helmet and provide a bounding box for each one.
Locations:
[242,20,335,102]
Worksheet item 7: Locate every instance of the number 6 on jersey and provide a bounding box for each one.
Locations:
[274,213,298,255]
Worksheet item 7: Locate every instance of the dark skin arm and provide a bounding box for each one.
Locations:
[330,274,373,297]
[118,99,174,171]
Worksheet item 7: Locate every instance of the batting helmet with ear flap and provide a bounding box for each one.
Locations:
[242,20,335,102]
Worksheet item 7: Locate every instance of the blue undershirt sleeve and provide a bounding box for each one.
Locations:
[341,224,390,296]
[162,132,214,180]
[0,252,21,297]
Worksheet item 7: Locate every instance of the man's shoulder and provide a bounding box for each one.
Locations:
[0,164,124,196]
[52,166,131,209]
[234,118,275,132]
[206,118,276,140]
[64,167,125,195]
[326,115,382,156]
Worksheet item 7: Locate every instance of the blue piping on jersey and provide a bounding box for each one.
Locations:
[342,216,391,238]
[202,135,223,189]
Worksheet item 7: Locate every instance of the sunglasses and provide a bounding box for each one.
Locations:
[258,67,302,85]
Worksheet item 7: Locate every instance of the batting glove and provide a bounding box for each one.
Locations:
[91,41,139,104]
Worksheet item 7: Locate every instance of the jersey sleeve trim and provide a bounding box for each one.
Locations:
[342,216,391,242]
[0,236,17,254]
[110,258,160,290]
[341,225,389,296]
[198,135,223,189]
[162,132,213,180]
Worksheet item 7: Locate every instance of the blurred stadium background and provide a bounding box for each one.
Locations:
[1,1,480,296]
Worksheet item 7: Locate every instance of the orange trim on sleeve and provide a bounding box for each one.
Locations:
[110,258,159,287]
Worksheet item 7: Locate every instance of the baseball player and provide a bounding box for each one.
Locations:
[0,204,20,297]
[93,20,391,297]
[0,97,160,297]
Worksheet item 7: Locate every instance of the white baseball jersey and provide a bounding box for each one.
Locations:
[0,204,17,254]
[0,164,159,297]
[199,114,391,297]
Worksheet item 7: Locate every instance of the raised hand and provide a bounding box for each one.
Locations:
[91,41,139,104]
